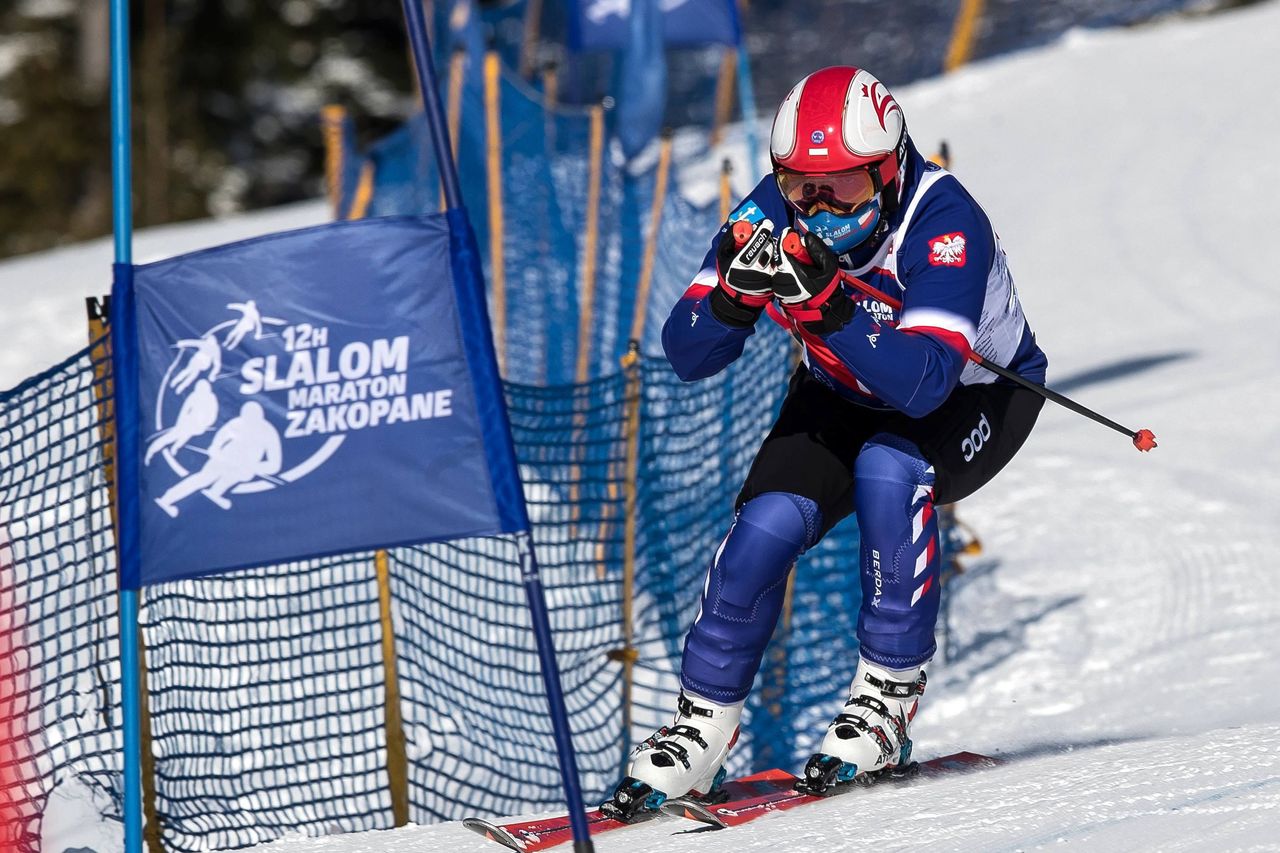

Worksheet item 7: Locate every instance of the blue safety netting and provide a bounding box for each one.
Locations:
[330,55,731,387]
[1,321,877,847]
[0,347,400,850]
[0,349,122,852]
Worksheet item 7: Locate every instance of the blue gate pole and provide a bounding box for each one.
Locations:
[401,0,462,212]
[109,1,144,852]
[398,3,594,850]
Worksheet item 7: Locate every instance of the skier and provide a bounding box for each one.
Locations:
[223,300,281,350]
[607,66,1048,814]
[145,378,218,465]
[154,400,282,518]
[168,334,222,394]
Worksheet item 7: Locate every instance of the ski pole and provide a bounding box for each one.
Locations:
[778,231,1158,452]
[960,351,1157,451]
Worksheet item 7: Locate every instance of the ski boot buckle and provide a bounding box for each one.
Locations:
[797,753,850,796]
[601,777,666,822]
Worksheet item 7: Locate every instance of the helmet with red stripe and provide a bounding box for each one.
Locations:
[770,66,907,255]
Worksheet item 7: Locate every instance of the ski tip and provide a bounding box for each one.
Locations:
[1133,429,1157,452]
[462,818,526,851]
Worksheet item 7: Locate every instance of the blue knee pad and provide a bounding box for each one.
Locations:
[681,492,821,703]
[854,434,940,669]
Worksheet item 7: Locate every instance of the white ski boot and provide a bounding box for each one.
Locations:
[801,657,926,793]
[601,690,743,821]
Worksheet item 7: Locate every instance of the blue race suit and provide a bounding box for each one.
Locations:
[668,139,1047,701]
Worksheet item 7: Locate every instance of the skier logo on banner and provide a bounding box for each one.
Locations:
[145,299,456,519]
[147,301,332,518]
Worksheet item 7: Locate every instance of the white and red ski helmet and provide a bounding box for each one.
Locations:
[770,67,908,252]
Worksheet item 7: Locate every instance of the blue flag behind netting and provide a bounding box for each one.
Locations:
[118,216,522,587]
[616,0,668,159]
[661,0,741,47]
[567,0,741,50]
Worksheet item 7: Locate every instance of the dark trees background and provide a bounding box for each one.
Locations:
[0,0,414,259]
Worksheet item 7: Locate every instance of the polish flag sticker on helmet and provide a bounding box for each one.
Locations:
[927,232,967,267]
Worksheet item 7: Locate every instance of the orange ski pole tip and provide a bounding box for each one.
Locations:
[781,230,812,265]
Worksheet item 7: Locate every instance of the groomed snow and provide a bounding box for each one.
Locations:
[7,2,1280,850]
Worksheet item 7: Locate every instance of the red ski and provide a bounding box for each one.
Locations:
[462,770,796,851]
[661,752,1000,829]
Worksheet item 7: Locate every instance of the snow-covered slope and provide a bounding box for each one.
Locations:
[254,729,1280,852]
[0,200,329,392]
[253,4,1279,850]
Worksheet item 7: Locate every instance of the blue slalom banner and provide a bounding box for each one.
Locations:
[567,0,741,51]
[114,215,523,588]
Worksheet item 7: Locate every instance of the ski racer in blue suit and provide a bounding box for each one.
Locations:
[605,66,1049,818]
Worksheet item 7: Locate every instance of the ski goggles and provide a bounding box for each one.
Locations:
[774,155,898,218]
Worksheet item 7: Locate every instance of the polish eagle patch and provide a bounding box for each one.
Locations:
[928,232,967,267]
